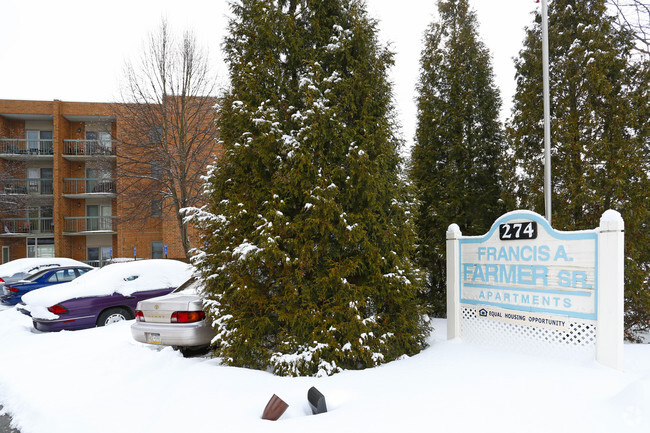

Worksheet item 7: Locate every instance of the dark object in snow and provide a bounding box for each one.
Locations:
[307,386,327,415]
[262,394,288,421]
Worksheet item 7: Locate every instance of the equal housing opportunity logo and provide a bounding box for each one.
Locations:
[476,306,568,331]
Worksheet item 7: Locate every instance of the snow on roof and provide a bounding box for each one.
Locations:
[22,259,194,309]
[0,257,89,279]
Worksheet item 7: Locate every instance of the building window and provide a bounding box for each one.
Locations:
[40,131,53,154]
[99,132,112,153]
[27,131,39,153]
[86,204,112,231]
[151,241,163,259]
[87,246,112,267]
[149,125,162,144]
[86,168,113,193]
[26,130,53,154]
[28,206,53,233]
[85,131,112,155]
[150,161,162,179]
[27,238,54,258]
[151,199,163,218]
[27,167,53,195]
[2,246,9,264]
[86,131,98,154]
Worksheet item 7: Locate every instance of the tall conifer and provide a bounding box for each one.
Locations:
[508,0,650,339]
[410,0,509,315]
[191,0,429,376]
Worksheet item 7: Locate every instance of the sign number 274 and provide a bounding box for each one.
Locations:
[499,221,537,240]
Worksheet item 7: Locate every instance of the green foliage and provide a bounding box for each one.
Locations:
[192,0,429,376]
[508,0,650,340]
[410,0,510,316]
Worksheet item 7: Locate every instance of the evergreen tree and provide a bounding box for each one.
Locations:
[410,0,509,316]
[190,0,429,376]
[508,0,650,339]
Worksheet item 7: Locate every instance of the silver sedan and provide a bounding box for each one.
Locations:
[131,277,215,355]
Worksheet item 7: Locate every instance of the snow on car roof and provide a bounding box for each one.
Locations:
[22,259,194,308]
[0,257,89,278]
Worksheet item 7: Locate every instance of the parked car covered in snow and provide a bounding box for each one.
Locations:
[20,259,193,332]
[0,258,90,295]
[1,265,93,306]
[130,277,215,355]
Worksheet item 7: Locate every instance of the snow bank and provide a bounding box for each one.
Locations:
[0,307,649,433]
[21,259,193,310]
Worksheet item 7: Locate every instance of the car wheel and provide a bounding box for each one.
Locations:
[97,308,131,327]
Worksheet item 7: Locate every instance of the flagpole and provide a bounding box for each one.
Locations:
[541,0,552,224]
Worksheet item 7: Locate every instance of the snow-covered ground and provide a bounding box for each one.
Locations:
[0,305,649,433]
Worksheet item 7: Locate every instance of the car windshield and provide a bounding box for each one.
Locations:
[24,269,52,282]
[172,277,202,294]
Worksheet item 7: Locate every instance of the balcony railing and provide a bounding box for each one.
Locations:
[63,140,116,156]
[64,216,115,233]
[0,218,54,235]
[0,178,53,195]
[82,260,108,268]
[63,178,116,195]
[0,139,53,156]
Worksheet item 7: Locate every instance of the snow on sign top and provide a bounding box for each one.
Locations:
[457,211,598,320]
[22,259,193,308]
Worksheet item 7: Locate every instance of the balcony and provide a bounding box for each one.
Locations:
[0,139,54,160]
[0,178,53,196]
[62,178,116,199]
[0,218,54,237]
[63,216,116,235]
[63,139,116,161]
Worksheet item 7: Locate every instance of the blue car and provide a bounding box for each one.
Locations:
[0,266,93,306]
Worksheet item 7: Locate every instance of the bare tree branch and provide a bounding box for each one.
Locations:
[0,162,32,215]
[609,0,650,57]
[113,19,220,259]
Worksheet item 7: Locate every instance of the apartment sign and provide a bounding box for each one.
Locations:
[459,211,598,320]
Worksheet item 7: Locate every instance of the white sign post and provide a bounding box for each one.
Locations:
[596,210,625,369]
[446,223,462,339]
[446,210,624,369]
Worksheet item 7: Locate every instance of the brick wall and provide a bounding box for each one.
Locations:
[0,98,217,265]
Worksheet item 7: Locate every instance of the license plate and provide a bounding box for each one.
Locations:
[146,332,161,344]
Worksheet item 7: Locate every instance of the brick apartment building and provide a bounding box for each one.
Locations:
[0,99,204,265]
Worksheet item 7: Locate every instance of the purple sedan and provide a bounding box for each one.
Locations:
[21,259,193,332]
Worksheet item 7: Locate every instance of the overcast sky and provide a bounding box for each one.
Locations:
[0,0,538,150]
